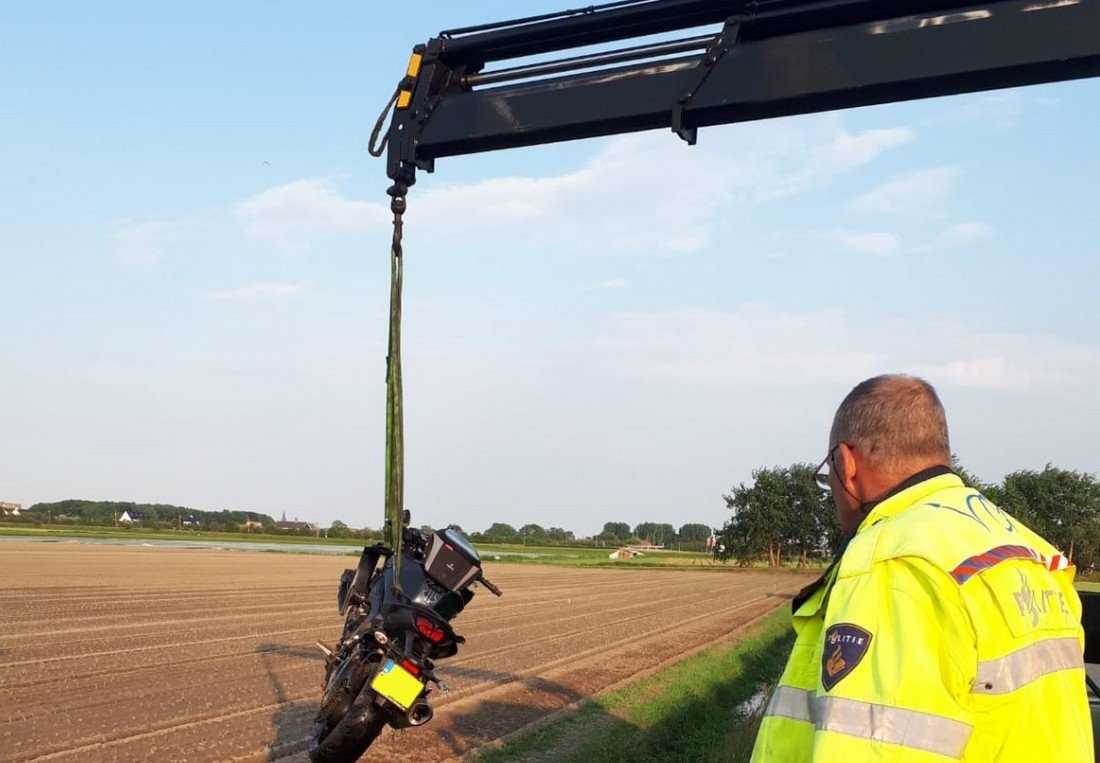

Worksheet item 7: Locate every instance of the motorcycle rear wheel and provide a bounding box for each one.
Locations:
[307,692,387,763]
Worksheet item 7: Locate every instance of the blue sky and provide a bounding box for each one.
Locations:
[3,2,1099,535]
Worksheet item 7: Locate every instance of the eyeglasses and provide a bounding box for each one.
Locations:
[813,444,842,490]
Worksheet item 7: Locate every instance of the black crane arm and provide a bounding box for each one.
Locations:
[383,0,1100,187]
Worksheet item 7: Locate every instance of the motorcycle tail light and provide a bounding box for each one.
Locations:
[415,615,446,644]
[401,658,421,676]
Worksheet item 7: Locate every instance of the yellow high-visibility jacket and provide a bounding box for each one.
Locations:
[751,468,1091,761]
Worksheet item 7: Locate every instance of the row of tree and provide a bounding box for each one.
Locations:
[14,500,277,532]
[716,462,1100,569]
[6,502,716,550]
[466,521,713,550]
[468,523,577,545]
[594,521,713,550]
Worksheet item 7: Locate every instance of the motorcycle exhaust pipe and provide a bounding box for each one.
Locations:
[406,700,434,727]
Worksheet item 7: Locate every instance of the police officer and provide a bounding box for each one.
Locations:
[751,374,1091,760]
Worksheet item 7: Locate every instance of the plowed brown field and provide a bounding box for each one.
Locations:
[0,542,809,762]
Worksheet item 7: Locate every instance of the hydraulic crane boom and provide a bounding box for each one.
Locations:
[382,0,1100,188]
[370,0,1100,600]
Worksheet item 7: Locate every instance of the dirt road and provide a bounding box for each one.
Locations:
[0,542,809,761]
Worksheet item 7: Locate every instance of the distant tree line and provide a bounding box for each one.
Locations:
[10,500,384,540]
[5,500,716,548]
[468,523,576,546]
[325,519,384,541]
[593,521,714,551]
[716,461,1100,569]
[461,521,714,551]
[12,500,277,532]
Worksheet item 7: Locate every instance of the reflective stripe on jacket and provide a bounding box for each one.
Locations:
[751,471,1091,761]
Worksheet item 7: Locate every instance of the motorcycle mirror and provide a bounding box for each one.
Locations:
[479,576,503,597]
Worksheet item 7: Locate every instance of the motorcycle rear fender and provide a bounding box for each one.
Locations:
[321,650,380,723]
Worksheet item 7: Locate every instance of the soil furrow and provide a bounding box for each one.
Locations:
[0,541,810,763]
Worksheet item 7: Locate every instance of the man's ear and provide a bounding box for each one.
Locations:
[837,442,858,488]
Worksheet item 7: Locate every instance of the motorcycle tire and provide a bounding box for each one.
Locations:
[307,691,387,763]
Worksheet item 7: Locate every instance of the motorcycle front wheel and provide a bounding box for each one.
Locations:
[307,691,387,763]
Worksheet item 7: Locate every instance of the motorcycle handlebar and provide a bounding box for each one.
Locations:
[479,575,503,597]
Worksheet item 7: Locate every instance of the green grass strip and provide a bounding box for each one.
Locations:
[0,527,824,572]
[472,607,794,763]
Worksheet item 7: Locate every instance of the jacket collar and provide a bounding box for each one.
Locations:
[856,465,961,532]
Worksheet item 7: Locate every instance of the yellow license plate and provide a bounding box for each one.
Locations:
[370,660,424,710]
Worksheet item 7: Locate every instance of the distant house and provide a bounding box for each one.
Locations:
[276,520,317,532]
[118,510,147,524]
[274,512,316,533]
[240,520,264,532]
[0,502,22,516]
[181,515,201,527]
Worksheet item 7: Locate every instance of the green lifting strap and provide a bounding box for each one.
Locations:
[383,189,406,591]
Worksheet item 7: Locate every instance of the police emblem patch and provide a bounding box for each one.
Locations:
[821,623,873,691]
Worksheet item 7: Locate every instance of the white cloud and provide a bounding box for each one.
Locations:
[829,230,902,256]
[589,307,881,386]
[236,179,389,246]
[848,166,961,216]
[203,280,314,301]
[921,221,994,250]
[827,221,992,256]
[406,133,733,255]
[753,127,915,202]
[233,117,915,256]
[911,357,1060,391]
[583,306,1100,393]
[405,121,916,256]
[107,220,178,264]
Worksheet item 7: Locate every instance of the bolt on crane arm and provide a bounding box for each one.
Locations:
[383,0,1100,187]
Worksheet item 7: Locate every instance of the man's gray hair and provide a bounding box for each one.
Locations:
[830,374,951,473]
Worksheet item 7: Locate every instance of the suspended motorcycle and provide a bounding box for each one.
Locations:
[308,518,501,762]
